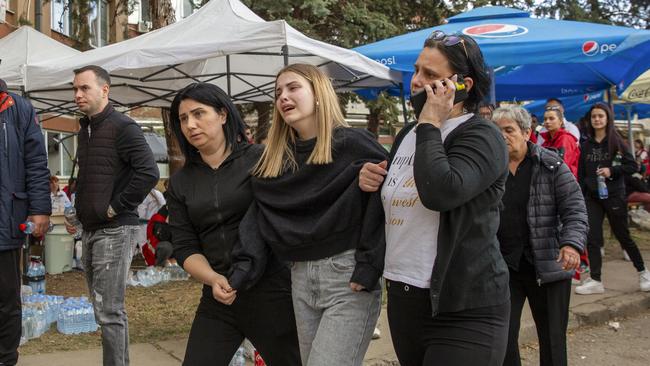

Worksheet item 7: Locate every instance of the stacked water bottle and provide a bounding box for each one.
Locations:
[57,297,99,335]
[26,256,46,294]
[20,294,65,342]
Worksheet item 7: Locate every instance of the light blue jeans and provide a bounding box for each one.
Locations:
[291,249,381,366]
[82,225,138,366]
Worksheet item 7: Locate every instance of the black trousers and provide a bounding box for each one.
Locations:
[386,279,509,366]
[503,259,571,366]
[0,248,21,366]
[585,194,645,281]
[182,267,300,366]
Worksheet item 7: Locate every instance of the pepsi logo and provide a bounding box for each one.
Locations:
[582,41,618,56]
[582,41,599,56]
[462,24,528,38]
[583,94,590,102]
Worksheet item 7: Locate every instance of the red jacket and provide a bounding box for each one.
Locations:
[142,211,168,266]
[541,129,580,178]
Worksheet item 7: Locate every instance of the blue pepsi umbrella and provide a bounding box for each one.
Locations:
[524,91,650,122]
[354,6,650,101]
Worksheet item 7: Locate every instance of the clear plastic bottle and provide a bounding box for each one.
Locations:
[27,256,46,294]
[19,221,54,235]
[597,175,609,199]
[63,201,83,234]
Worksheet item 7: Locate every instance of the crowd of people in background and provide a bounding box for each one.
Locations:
[3,29,650,366]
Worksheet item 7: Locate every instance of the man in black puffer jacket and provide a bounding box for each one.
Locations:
[65,65,158,366]
[493,106,588,366]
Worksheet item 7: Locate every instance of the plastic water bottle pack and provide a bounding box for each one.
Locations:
[57,297,99,335]
[129,265,189,287]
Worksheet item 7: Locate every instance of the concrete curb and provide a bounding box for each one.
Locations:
[571,291,650,326]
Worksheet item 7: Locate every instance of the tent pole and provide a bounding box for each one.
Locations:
[489,67,496,105]
[282,45,289,66]
[226,55,231,97]
[400,82,408,125]
[626,104,633,152]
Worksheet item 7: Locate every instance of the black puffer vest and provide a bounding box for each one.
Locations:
[76,104,159,231]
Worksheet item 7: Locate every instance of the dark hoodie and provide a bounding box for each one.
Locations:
[578,135,637,198]
[167,143,273,275]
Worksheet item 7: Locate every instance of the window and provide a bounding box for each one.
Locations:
[128,0,151,24]
[51,0,72,36]
[89,0,109,47]
[45,131,77,177]
[174,0,195,20]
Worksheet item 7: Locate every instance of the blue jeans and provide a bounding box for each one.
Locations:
[82,226,138,366]
[291,249,381,366]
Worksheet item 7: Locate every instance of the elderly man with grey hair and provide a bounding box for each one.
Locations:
[492,106,588,366]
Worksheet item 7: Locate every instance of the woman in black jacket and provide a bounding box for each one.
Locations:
[231,64,387,366]
[576,103,650,294]
[165,83,300,366]
[492,106,587,366]
[359,32,510,365]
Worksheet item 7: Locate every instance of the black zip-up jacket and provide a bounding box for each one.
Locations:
[397,116,510,316]
[168,143,286,278]
[230,128,387,291]
[578,136,637,199]
[501,143,587,284]
[76,104,159,230]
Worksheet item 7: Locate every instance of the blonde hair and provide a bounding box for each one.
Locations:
[253,64,349,178]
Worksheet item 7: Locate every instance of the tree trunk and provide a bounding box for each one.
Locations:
[367,109,380,137]
[150,0,176,28]
[150,1,179,174]
[255,102,272,131]
[161,108,185,174]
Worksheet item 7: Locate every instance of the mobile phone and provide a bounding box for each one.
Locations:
[411,78,468,120]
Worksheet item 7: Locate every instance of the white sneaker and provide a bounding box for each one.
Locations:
[623,250,631,262]
[640,270,650,292]
[372,327,381,339]
[575,278,605,295]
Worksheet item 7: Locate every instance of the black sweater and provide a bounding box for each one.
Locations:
[167,143,274,275]
[230,127,388,290]
[578,136,637,198]
[394,116,510,316]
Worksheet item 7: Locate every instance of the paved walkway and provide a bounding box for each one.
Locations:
[18,253,650,366]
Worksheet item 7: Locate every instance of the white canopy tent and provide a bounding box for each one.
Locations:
[0,26,80,94]
[25,0,400,116]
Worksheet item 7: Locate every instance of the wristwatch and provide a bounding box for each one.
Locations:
[107,205,117,218]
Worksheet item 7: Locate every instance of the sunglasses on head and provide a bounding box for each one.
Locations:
[545,106,562,111]
[427,30,469,59]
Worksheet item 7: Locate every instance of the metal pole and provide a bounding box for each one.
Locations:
[400,83,408,125]
[226,55,231,97]
[489,67,496,105]
[626,104,633,151]
[282,45,289,66]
